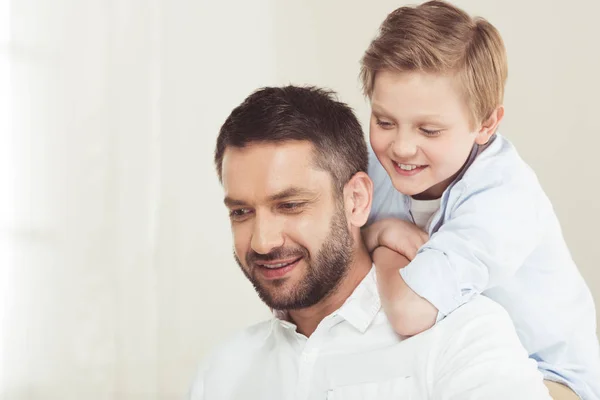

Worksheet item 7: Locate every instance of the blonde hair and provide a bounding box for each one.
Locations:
[360,0,507,124]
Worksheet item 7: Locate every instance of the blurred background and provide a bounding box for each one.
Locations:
[1,0,599,398]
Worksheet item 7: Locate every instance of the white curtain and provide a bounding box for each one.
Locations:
[0,0,277,398]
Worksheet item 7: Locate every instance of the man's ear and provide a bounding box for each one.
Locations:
[342,172,373,228]
[475,105,504,145]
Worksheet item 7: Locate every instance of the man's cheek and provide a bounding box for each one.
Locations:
[294,222,324,249]
[231,229,249,263]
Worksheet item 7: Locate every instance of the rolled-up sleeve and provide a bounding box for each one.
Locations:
[400,176,543,316]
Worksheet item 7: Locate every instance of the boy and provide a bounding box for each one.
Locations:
[361,1,600,399]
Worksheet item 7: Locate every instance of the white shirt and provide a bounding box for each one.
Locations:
[189,268,550,400]
[410,197,441,231]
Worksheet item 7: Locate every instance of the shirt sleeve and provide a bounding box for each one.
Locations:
[400,175,543,316]
[430,297,551,399]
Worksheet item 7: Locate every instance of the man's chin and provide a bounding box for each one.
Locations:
[257,282,325,311]
[258,286,327,311]
[253,279,297,309]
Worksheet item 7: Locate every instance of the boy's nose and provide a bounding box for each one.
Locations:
[390,133,418,159]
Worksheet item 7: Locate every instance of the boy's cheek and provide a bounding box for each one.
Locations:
[369,126,390,150]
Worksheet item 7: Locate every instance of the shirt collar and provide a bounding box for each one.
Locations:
[272,267,381,334]
[336,267,381,333]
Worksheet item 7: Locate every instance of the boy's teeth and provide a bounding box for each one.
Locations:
[397,163,418,171]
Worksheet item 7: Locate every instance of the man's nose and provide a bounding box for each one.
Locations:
[250,214,285,255]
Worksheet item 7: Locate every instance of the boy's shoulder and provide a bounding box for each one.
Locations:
[461,134,540,190]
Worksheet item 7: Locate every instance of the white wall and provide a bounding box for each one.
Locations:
[156,0,278,396]
[0,1,598,399]
[0,0,277,398]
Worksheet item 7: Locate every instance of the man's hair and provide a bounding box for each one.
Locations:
[215,86,368,193]
[360,0,508,124]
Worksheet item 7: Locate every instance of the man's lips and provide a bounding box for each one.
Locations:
[255,256,302,269]
[255,256,303,280]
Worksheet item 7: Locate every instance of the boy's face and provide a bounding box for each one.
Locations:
[369,70,486,200]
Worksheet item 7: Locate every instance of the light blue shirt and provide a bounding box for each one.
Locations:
[368,134,600,399]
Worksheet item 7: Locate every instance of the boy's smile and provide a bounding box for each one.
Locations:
[369,69,499,200]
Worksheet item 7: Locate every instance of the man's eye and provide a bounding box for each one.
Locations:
[279,203,304,212]
[229,208,252,220]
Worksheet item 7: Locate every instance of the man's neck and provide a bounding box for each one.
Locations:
[288,247,372,337]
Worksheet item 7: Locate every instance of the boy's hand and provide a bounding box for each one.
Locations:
[363,218,429,260]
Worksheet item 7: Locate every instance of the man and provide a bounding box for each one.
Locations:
[190,86,550,399]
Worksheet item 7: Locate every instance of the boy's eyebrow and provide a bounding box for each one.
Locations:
[372,103,447,123]
[371,102,394,117]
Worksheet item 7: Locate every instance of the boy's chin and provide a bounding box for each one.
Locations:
[391,182,426,197]
[392,180,445,200]
[389,176,422,191]
[389,167,457,200]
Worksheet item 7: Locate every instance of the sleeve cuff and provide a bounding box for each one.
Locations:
[399,248,466,316]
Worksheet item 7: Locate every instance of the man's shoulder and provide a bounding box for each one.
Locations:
[428,296,525,364]
[440,296,512,330]
[189,320,275,399]
[208,319,275,362]
[452,295,508,317]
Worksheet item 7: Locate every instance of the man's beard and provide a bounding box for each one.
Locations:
[235,207,353,310]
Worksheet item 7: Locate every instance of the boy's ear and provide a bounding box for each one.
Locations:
[475,105,504,145]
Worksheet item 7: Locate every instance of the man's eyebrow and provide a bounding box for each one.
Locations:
[223,197,247,208]
[267,187,317,202]
[224,187,318,208]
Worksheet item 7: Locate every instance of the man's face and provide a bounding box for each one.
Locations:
[222,141,353,310]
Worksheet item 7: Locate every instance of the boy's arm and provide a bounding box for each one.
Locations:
[399,179,542,317]
[368,174,543,335]
[366,146,542,329]
[373,247,437,336]
[363,217,429,259]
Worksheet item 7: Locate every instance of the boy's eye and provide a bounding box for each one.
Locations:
[420,128,442,137]
[376,119,395,129]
